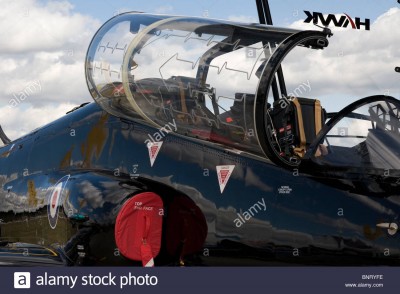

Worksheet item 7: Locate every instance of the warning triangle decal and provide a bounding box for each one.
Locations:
[148,141,163,167]
[216,165,235,194]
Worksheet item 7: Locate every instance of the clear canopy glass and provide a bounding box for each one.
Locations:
[86,12,329,158]
[311,98,400,170]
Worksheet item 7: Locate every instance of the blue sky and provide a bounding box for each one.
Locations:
[65,0,396,26]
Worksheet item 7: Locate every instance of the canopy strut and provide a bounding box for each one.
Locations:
[255,0,287,101]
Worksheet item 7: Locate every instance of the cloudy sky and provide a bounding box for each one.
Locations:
[0,0,399,141]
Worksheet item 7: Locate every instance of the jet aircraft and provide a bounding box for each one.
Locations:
[0,0,399,266]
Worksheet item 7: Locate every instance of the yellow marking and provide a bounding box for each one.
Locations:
[81,113,109,168]
[27,180,38,207]
[79,198,87,208]
[364,224,383,241]
[315,99,322,134]
[292,98,306,157]
[60,146,74,169]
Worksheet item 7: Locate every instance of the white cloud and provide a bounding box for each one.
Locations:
[283,8,400,111]
[153,5,174,14]
[0,0,101,140]
[228,15,258,23]
[0,0,98,54]
[0,103,76,142]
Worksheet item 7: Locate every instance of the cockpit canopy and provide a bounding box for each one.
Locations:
[85,12,329,161]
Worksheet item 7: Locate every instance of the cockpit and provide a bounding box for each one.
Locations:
[85,12,400,194]
[86,13,329,158]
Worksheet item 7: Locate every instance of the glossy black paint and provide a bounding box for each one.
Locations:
[0,101,399,266]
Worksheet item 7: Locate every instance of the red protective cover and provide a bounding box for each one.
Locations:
[115,192,163,265]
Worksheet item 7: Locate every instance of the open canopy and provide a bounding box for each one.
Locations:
[85,13,330,160]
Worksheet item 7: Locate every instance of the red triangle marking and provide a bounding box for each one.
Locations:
[150,145,158,158]
[220,170,229,184]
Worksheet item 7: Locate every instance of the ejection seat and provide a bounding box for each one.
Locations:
[268,97,326,158]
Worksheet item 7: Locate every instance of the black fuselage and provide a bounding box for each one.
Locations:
[0,102,399,266]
